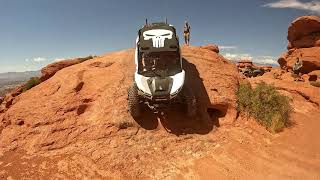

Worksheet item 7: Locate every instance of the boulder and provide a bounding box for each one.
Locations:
[278,47,320,74]
[200,44,219,53]
[308,70,320,81]
[288,16,320,49]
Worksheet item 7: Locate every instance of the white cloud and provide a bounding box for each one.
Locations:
[33,57,47,62]
[224,53,253,61]
[223,53,278,65]
[53,58,67,62]
[256,56,278,65]
[220,46,238,50]
[263,0,320,14]
[25,57,47,62]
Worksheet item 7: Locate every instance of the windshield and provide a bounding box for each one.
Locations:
[138,51,182,77]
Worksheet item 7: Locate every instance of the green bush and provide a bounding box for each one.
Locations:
[23,77,41,92]
[77,55,94,63]
[237,82,292,133]
[310,81,320,87]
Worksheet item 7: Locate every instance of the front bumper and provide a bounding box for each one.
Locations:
[138,88,180,102]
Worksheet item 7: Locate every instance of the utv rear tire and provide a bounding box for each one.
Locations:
[128,84,141,118]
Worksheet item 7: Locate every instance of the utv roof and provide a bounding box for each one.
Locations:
[138,22,179,52]
[139,22,177,32]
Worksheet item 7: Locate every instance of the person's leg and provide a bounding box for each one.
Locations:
[298,72,304,81]
[187,33,190,45]
[184,33,187,45]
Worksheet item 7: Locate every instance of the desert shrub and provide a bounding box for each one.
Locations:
[23,77,41,92]
[237,82,292,133]
[77,55,94,63]
[310,81,320,87]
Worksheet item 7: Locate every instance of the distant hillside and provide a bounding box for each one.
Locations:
[0,71,40,97]
[0,71,40,82]
[229,59,279,67]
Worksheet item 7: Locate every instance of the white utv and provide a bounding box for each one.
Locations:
[128,21,196,118]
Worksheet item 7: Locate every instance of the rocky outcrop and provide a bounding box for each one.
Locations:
[40,56,94,81]
[200,44,219,53]
[0,56,95,114]
[0,46,240,178]
[237,60,272,73]
[237,60,253,68]
[278,16,320,74]
[0,46,239,155]
[288,16,320,49]
[249,73,320,107]
[278,47,320,74]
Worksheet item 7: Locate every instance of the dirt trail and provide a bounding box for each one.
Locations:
[0,47,319,179]
[184,109,320,180]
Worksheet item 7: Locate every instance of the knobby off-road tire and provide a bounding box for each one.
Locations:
[128,84,141,118]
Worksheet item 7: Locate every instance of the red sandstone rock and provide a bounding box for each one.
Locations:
[237,60,253,68]
[278,47,320,74]
[40,56,94,81]
[200,44,220,53]
[288,16,320,49]
[0,46,239,156]
[279,16,320,73]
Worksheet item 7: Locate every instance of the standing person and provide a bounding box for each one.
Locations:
[292,56,303,81]
[183,20,191,46]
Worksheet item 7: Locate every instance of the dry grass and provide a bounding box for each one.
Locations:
[237,82,292,133]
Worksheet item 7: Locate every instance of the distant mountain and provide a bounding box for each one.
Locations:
[0,70,40,80]
[0,71,40,85]
[229,59,279,67]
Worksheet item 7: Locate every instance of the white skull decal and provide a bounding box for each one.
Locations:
[143,29,173,48]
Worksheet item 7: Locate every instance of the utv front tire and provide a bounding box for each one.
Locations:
[128,84,141,118]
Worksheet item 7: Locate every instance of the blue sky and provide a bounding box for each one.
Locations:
[0,0,319,73]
